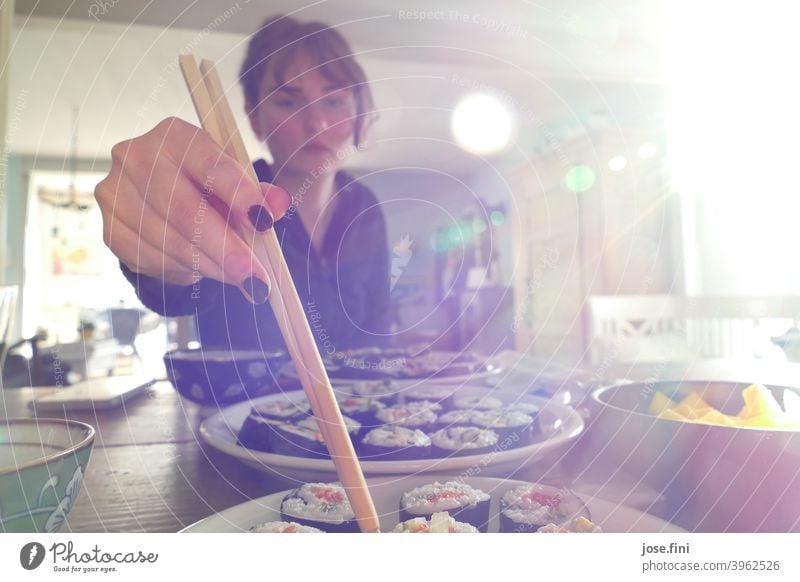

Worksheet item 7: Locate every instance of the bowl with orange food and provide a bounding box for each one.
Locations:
[587,380,800,532]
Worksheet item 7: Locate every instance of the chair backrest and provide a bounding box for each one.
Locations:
[587,295,800,364]
[0,286,19,371]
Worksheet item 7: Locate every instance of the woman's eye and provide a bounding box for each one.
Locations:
[276,99,296,108]
[326,92,353,109]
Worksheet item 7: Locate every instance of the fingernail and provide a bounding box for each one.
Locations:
[248,205,274,232]
[242,276,270,304]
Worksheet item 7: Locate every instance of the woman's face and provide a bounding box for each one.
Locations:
[248,51,358,176]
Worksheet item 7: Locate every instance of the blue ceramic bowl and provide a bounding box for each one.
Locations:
[163,348,289,406]
[0,418,95,532]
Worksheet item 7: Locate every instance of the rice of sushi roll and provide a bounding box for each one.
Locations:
[350,379,398,403]
[435,409,484,430]
[392,511,479,533]
[280,483,359,533]
[472,409,538,444]
[405,399,444,413]
[297,415,361,440]
[452,394,504,411]
[430,426,499,457]
[400,384,457,409]
[359,425,431,460]
[499,484,591,533]
[335,395,386,428]
[249,398,311,422]
[399,481,491,532]
[375,402,438,432]
[249,521,325,533]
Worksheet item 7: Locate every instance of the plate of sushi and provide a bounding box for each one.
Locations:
[280,345,502,385]
[199,383,583,480]
[180,475,684,533]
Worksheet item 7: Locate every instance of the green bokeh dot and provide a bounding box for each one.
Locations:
[564,165,596,193]
[447,226,462,244]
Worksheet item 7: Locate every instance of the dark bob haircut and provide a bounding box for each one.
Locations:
[239,15,377,148]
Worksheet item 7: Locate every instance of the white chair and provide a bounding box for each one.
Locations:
[0,286,18,372]
[587,295,800,364]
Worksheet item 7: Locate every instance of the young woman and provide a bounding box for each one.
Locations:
[94,15,390,353]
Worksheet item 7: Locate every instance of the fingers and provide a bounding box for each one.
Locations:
[262,182,292,220]
[145,117,290,233]
[136,156,272,288]
[97,171,271,304]
[105,217,218,286]
[98,171,222,282]
[99,117,291,305]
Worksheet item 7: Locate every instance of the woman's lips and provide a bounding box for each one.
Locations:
[302,143,331,155]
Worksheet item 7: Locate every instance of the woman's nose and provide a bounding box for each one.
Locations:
[302,102,329,133]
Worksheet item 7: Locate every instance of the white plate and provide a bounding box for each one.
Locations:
[180,475,685,533]
[199,388,583,481]
[279,357,503,387]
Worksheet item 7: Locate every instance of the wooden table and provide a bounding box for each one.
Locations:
[0,377,581,532]
[4,358,797,532]
[0,381,300,532]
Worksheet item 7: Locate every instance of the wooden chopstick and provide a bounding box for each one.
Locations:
[179,56,334,448]
[191,57,336,448]
[178,54,380,533]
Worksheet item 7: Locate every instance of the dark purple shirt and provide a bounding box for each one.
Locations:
[120,160,391,352]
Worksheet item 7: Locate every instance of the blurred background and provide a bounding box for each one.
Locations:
[2,0,800,386]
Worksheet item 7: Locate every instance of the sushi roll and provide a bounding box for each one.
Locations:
[280,483,359,533]
[237,415,284,453]
[249,398,311,422]
[430,426,499,457]
[336,395,386,428]
[392,511,479,533]
[499,484,591,533]
[265,415,361,458]
[297,415,361,440]
[399,481,491,532]
[334,348,401,380]
[350,379,398,403]
[400,384,457,409]
[359,425,432,461]
[472,409,538,445]
[452,394,504,412]
[249,521,325,533]
[435,409,483,430]
[406,399,444,413]
[237,399,313,452]
[375,402,438,432]
[410,351,483,379]
[267,420,329,458]
[398,354,440,380]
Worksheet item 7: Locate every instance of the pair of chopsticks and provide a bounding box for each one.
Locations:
[178,54,380,533]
